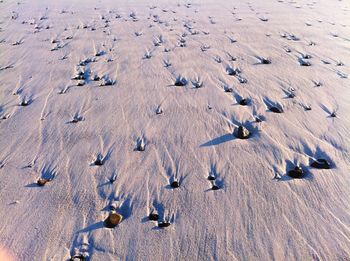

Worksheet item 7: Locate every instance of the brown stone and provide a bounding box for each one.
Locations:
[37,178,49,186]
[104,212,123,228]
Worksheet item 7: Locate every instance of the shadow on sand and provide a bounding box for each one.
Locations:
[200,134,234,147]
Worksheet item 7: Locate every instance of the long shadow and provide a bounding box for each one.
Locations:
[313,146,335,168]
[25,183,41,188]
[319,104,332,115]
[200,134,234,147]
[77,221,105,233]
[118,196,133,220]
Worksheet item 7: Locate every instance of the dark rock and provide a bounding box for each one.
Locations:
[149,212,159,221]
[77,81,85,86]
[239,99,248,105]
[37,178,49,186]
[20,100,30,106]
[94,154,104,166]
[208,175,215,181]
[100,78,114,86]
[136,138,145,151]
[104,212,123,228]
[72,71,84,80]
[79,58,92,66]
[237,76,247,84]
[224,86,233,92]
[288,93,296,98]
[212,184,220,190]
[226,68,237,76]
[74,75,85,80]
[192,80,203,88]
[300,59,311,66]
[287,166,304,179]
[171,180,179,188]
[174,76,187,86]
[71,115,83,123]
[70,254,86,261]
[261,58,271,64]
[234,126,250,139]
[311,159,331,169]
[95,51,104,57]
[156,107,163,114]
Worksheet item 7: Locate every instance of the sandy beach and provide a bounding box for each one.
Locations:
[0,0,350,260]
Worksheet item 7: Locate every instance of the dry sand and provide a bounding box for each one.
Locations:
[0,0,350,260]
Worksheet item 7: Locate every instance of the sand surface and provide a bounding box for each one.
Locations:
[0,0,350,260]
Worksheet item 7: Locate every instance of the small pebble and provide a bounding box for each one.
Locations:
[158,221,171,228]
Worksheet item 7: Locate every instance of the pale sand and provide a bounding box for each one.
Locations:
[0,0,350,260]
